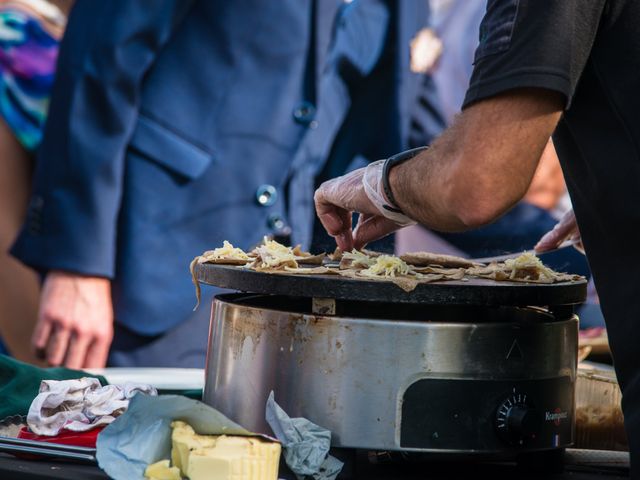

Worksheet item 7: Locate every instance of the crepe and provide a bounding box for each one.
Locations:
[283,266,338,275]
[190,242,583,302]
[465,251,583,284]
[400,251,481,268]
[359,255,412,278]
[328,247,343,262]
[414,266,466,280]
[197,241,250,265]
[292,245,326,265]
[249,238,326,271]
[337,268,420,292]
[189,241,251,309]
[250,239,299,271]
[339,250,378,269]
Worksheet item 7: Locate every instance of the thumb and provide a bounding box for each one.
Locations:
[535,216,577,253]
[353,214,402,250]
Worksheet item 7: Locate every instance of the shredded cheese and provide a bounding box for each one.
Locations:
[199,240,249,263]
[253,237,298,269]
[360,255,412,277]
[342,250,377,268]
[504,251,556,281]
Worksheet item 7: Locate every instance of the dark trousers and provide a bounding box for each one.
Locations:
[108,289,214,368]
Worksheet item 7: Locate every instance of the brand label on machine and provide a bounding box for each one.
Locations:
[545,408,569,426]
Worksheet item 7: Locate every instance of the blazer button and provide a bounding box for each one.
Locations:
[255,185,277,206]
[267,213,291,235]
[292,101,316,125]
[30,195,44,209]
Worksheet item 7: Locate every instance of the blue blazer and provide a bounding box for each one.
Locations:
[12,0,443,335]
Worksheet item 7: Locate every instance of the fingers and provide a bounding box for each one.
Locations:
[64,331,92,369]
[353,214,403,250]
[315,167,393,251]
[335,230,354,252]
[45,323,73,367]
[534,229,565,253]
[534,210,578,252]
[35,306,80,367]
[45,321,112,369]
[84,334,112,368]
[32,313,53,361]
[315,187,350,233]
[34,272,114,368]
[315,183,355,251]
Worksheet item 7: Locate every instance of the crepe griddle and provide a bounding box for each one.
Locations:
[194,263,587,306]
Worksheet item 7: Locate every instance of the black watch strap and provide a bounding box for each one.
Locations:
[381,147,428,213]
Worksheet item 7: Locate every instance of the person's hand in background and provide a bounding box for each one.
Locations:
[535,209,585,254]
[314,160,416,251]
[33,271,113,368]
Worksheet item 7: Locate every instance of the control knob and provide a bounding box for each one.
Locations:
[495,392,541,445]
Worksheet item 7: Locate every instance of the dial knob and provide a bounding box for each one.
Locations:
[495,393,541,445]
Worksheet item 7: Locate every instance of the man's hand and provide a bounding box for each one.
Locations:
[315,89,565,247]
[33,271,114,368]
[314,161,414,251]
[535,209,585,254]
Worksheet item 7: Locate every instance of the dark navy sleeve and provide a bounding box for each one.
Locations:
[11,0,195,277]
[409,73,446,149]
[463,0,607,109]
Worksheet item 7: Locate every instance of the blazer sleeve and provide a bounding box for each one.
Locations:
[408,73,447,149]
[11,0,195,278]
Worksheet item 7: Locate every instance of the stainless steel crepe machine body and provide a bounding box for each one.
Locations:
[197,264,585,462]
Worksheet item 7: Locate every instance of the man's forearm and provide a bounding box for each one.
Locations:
[389,88,565,232]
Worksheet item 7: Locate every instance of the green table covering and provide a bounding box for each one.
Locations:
[0,354,107,419]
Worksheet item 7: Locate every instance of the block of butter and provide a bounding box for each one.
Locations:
[170,421,281,480]
[144,459,181,480]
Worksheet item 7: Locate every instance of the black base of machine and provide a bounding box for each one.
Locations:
[277,448,566,479]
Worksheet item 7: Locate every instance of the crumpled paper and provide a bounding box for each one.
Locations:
[96,394,253,480]
[266,392,343,480]
[27,377,156,435]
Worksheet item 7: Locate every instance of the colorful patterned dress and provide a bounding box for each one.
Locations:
[0,0,64,151]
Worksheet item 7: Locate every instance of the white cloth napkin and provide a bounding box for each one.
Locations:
[27,377,157,436]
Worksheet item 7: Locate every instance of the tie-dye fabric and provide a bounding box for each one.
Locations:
[0,6,59,151]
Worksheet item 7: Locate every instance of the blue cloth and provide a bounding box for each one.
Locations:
[11,1,443,346]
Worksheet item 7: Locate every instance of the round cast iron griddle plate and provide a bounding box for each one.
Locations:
[194,263,587,306]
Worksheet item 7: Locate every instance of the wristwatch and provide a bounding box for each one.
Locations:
[381,146,428,213]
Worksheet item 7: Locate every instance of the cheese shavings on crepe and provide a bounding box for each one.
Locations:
[466,251,583,284]
[504,251,557,282]
[348,255,420,292]
[359,255,412,277]
[251,238,299,271]
[189,241,251,310]
[251,239,327,271]
[340,250,377,269]
[199,241,250,264]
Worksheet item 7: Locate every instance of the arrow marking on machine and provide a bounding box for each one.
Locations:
[506,339,523,360]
